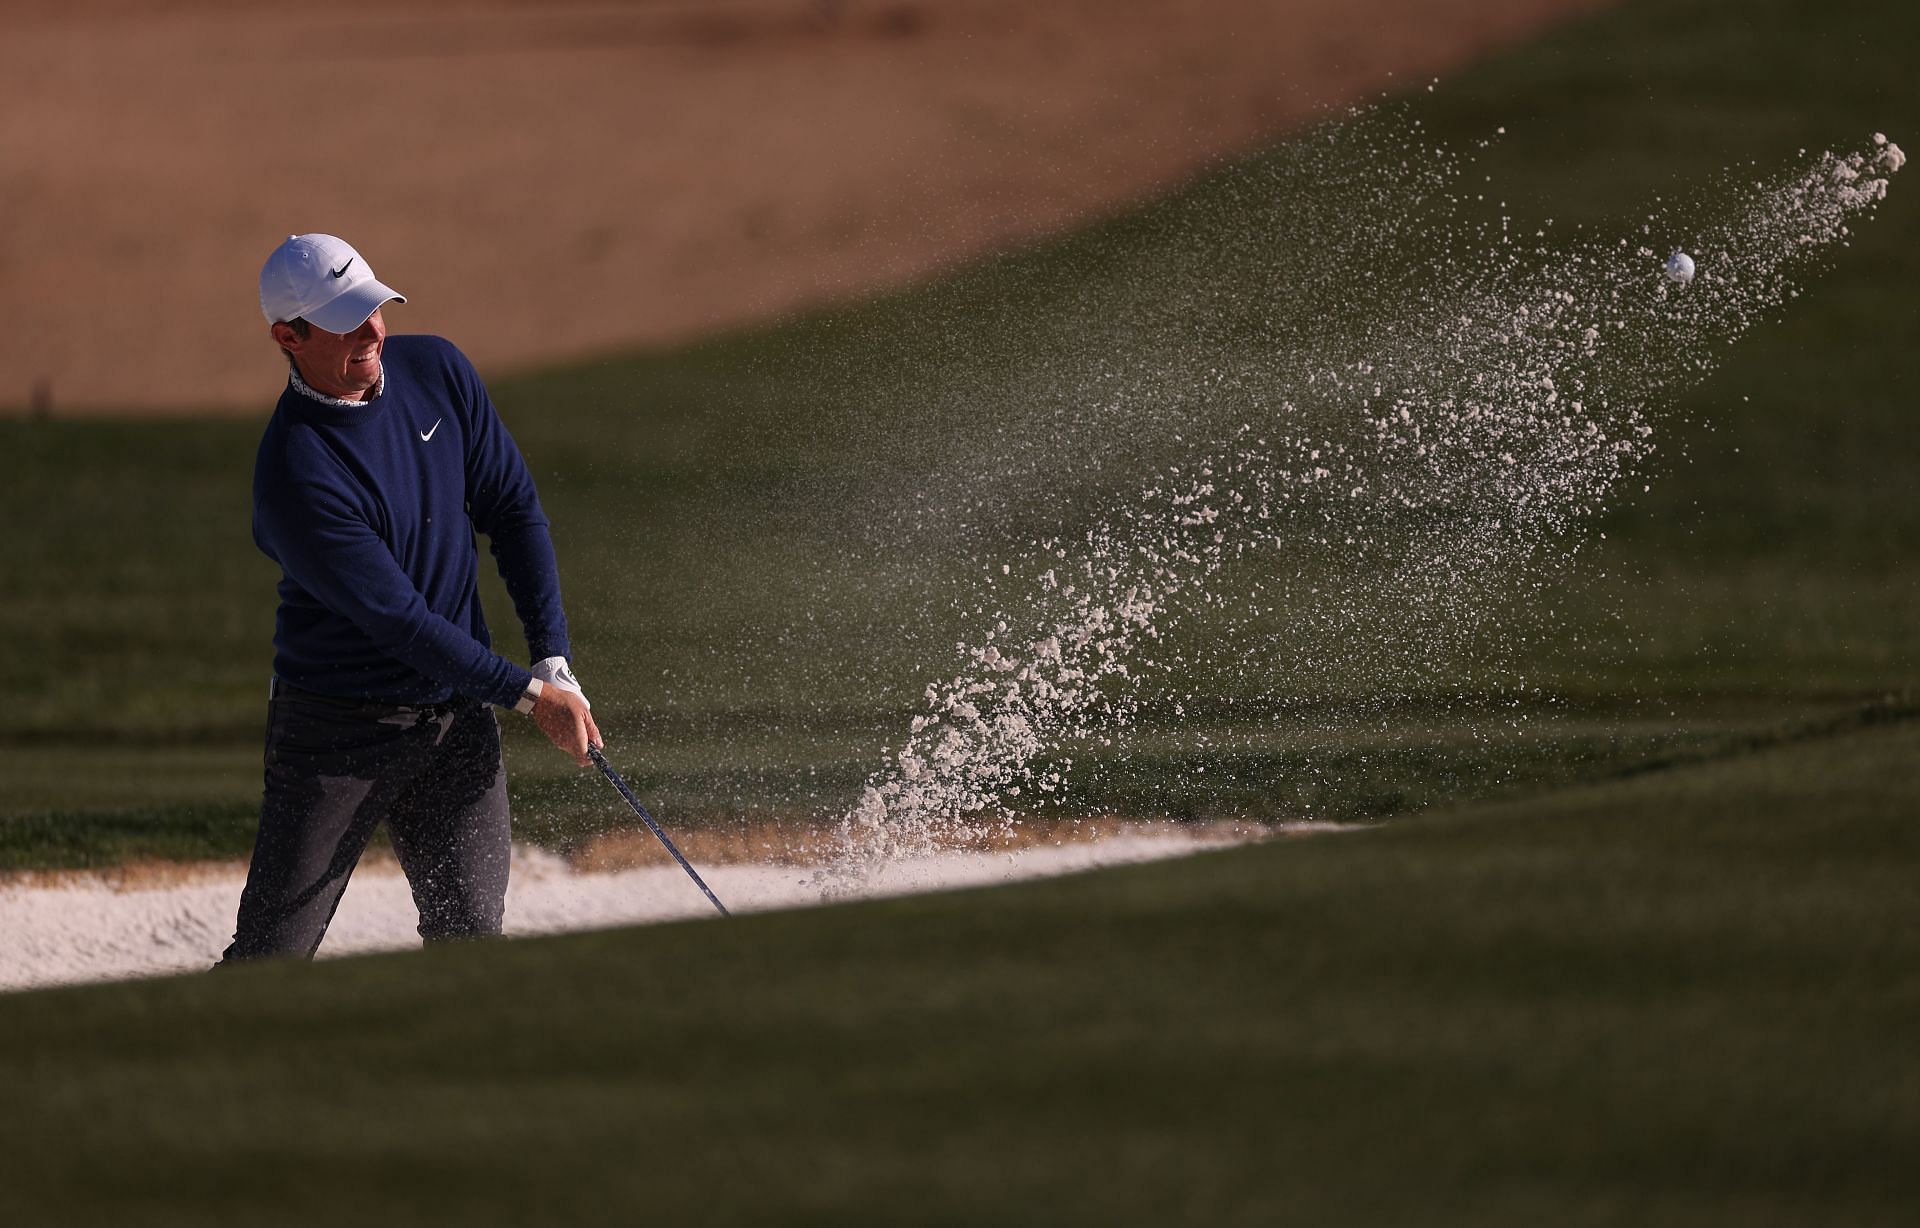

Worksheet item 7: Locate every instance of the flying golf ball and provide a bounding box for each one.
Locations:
[1665,251,1695,284]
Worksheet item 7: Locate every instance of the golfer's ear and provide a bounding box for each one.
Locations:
[270,321,302,352]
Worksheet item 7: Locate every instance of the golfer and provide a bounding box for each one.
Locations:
[222,233,600,962]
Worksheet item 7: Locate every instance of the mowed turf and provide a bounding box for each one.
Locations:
[1,718,1914,1225]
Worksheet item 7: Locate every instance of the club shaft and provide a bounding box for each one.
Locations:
[588,747,730,916]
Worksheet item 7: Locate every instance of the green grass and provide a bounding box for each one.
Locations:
[1,0,1916,858]
[2,715,1913,1225]
[5,693,1897,869]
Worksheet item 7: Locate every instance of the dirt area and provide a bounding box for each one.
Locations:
[0,0,1608,414]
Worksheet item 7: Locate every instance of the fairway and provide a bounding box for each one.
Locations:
[2,719,1914,1225]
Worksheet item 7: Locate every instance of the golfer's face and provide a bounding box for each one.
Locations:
[296,309,386,399]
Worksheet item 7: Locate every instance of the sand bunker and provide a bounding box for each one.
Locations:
[0,822,1344,993]
[0,0,1608,413]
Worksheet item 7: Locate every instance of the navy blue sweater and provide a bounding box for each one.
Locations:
[253,335,569,708]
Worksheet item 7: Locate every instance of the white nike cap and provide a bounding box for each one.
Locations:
[258,233,407,334]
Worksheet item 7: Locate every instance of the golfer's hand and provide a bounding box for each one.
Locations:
[532,686,602,766]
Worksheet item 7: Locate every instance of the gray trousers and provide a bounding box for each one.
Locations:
[221,681,511,963]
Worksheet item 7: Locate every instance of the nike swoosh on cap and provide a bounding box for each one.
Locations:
[329,258,355,279]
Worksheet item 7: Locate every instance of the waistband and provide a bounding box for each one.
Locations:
[269,676,475,715]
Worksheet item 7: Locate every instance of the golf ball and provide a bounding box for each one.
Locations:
[1665,251,1695,284]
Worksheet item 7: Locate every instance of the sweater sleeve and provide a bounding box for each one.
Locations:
[456,353,574,665]
[258,476,534,708]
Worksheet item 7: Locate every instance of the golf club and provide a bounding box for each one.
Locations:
[587,745,730,917]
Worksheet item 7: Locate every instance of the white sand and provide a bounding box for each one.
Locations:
[0,828,1267,994]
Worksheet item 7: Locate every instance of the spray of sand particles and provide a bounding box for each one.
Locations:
[835,122,1903,866]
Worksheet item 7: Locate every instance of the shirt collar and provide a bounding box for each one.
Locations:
[288,361,385,409]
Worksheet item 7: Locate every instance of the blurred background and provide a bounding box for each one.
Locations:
[1,0,1913,867]
[0,0,1600,414]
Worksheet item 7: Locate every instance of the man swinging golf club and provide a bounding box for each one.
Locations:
[221,232,601,962]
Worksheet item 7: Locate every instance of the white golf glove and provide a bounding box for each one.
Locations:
[531,656,590,709]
